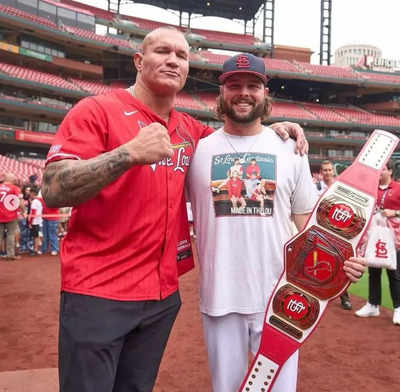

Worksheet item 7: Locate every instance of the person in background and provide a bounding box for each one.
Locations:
[41,198,60,256]
[28,187,43,255]
[355,159,400,325]
[187,53,366,392]
[41,27,309,392]
[0,173,24,261]
[28,174,38,189]
[315,159,352,310]
[18,185,32,254]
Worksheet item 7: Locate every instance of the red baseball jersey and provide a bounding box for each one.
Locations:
[245,163,261,178]
[0,183,21,222]
[377,180,400,210]
[46,89,212,301]
[29,196,43,226]
[227,178,243,198]
[42,201,60,221]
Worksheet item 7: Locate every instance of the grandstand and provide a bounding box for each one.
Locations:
[0,0,400,183]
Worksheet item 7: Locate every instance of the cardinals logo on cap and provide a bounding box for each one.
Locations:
[236,55,250,68]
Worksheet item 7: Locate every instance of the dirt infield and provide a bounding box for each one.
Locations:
[0,255,399,392]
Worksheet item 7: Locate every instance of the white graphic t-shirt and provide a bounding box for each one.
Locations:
[187,126,317,316]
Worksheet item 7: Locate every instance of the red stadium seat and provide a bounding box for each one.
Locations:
[70,78,114,95]
[191,28,256,46]
[0,154,44,184]
[293,61,360,80]
[196,92,218,111]
[264,58,303,74]
[358,71,400,84]
[303,103,348,122]
[0,4,58,30]
[0,61,81,91]
[198,51,230,65]
[271,101,316,120]
[60,25,132,49]
[175,92,207,111]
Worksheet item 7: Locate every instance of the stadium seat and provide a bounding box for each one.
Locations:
[0,154,44,184]
[0,61,81,91]
[358,71,400,84]
[0,4,58,30]
[70,78,114,95]
[264,58,303,74]
[293,61,360,80]
[303,103,349,123]
[175,92,207,111]
[198,51,230,65]
[60,25,132,49]
[271,101,316,120]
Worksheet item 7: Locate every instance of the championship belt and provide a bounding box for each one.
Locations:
[239,129,399,392]
[176,196,195,276]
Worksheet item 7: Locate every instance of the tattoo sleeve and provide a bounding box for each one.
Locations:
[42,145,133,207]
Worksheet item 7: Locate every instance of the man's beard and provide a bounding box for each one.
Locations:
[221,97,264,123]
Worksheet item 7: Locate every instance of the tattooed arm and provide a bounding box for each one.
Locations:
[43,146,132,207]
[42,122,174,207]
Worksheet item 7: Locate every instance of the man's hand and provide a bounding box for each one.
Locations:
[343,256,366,283]
[127,123,174,165]
[270,121,308,156]
[42,123,174,208]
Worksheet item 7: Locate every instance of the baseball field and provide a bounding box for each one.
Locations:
[0,254,398,392]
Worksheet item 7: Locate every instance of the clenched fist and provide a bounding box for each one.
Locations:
[126,122,174,165]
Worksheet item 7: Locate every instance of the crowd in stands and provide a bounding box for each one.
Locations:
[0,172,71,260]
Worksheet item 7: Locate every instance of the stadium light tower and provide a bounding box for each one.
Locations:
[107,0,121,33]
[320,0,332,65]
[107,0,121,16]
[263,0,275,58]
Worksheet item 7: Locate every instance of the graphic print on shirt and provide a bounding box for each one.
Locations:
[0,185,20,213]
[210,152,276,217]
[0,192,19,211]
[136,121,194,173]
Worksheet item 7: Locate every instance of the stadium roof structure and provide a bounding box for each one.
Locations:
[125,0,265,21]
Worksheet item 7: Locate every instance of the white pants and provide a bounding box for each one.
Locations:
[202,312,298,392]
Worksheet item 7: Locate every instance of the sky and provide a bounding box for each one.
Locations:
[79,0,400,64]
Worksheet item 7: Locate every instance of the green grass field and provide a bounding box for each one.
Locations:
[348,270,393,310]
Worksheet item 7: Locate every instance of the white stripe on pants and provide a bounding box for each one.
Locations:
[202,312,298,392]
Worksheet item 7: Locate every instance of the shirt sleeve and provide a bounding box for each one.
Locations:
[29,199,41,223]
[46,96,108,165]
[200,124,214,139]
[291,155,318,215]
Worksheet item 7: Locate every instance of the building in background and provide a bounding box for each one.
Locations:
[334,44,381,67]
[335,44,400,73]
